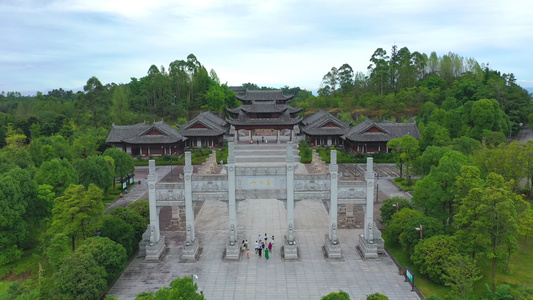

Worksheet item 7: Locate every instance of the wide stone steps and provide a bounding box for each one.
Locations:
[233,144,300,164]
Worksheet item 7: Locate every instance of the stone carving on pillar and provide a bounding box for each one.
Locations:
[331,223,338,244]
[284,223,299,260]
[186,225,192,246]
[149,224,156,244]
[288,223,294,244]
[230,224,236,245]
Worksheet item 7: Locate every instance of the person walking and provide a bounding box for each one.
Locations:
[265,247,269,259]
[271,235,275,251]
[254,241,259,254]
[258,245,262,258]
[264,233,268,243]
[268,242,272,253]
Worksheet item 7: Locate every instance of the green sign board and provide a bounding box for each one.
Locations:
[405,266,415,291]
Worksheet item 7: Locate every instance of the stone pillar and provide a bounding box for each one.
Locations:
[289,129,293,141]
[325,150,342,259]
[144,160,166,261]
[236,129,239,142]
[364,157,375,239]
[181,152,199,261]
[357,157,379,259]
[225,141,240,259]
[148,160,160,242]
[284,142,298,259]
[277,130,281,144]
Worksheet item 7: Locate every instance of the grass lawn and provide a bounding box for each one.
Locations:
[472,237,533,298]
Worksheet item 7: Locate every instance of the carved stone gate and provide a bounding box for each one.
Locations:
[140,142,383,262]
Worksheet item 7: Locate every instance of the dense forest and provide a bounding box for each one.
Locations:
[1,46,533,299]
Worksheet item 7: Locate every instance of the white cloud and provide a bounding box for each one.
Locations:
[1,0,533,94]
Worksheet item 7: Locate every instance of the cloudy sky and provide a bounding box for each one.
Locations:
[2,0,533,95]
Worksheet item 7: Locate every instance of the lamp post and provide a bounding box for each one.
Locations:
[192,274,202,295]
[415,224,423,239]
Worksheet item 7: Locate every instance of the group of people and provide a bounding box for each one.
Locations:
[244,233,274,259]
[248,136,269,144]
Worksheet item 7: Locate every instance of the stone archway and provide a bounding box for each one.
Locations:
[141,142,383,262]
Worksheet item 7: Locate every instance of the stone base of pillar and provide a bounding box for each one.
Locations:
[181,240,200,261]
[144,236,166,262]
[356,234,379,260]
[224,240,241,260]
[323,235,343,260]
[282,236,299,260]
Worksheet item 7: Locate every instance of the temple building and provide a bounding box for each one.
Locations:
[342,120,420,153]
[106,121,186,157]
[226,90,302,143]
[300,110,351,147]
[178,111,228,149]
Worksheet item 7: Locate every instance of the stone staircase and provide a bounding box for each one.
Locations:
[233,143,300,165]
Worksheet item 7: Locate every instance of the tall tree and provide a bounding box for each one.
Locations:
[454,172,521,292]
[49,184,104,251]
[81,76,110,128]
[34,158,79,196]
[103,148,135,191]
[0,175,26,265]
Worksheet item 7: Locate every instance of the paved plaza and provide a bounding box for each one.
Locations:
[108,138,418,300]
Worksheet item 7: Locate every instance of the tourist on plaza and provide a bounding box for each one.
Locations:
[268,242,272,253]
[258,234,262,244]
[244,240,248,250]
[258,245,262,258]
[271,235,275,250]
[264,233,268,242]
[265,248,269,259]
[254,241,259,254]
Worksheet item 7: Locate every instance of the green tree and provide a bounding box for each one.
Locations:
[74,155,114,195]
[321,290,350,300]
[103,148,135,191]
[399,216,444,252]
[44,233,72,270]
[99,215,135,256]
[387,135,419,182]
[366,292,388,300]
[473,141,527,192]
[34,158,79,196]
[49,184,104,251]
[442,254,482,300]
[412,151,467,224]
[454,173,521,292]
[135,276,204,300]
[110,206,147,250]
[128,200,150,224]
[0,175,26,265]
[384,208,423,246]
[81,76,111,128]
[78,236,128,283]
[380,197,412,226]
[411,235,457,284]
[54,250,107,300]
[518,207,533,254]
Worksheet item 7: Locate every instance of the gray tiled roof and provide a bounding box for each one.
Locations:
[342,120,420,142]
[236,89,294,101]
[178,111,228,137]
[301,110,350,136]
[106,121,185,144]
